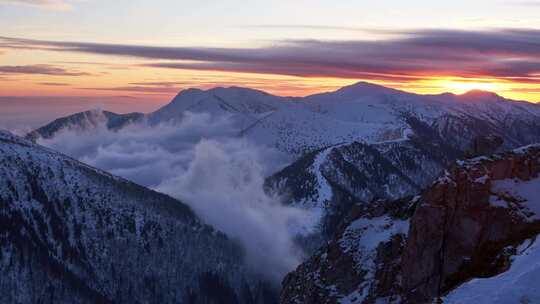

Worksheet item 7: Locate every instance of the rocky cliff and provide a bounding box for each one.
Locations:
[281,143,540,304]
[280,197,415,304]
[402,143,540,302]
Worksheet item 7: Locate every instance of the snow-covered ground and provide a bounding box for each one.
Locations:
[446,157,540,303]
[490,177,540,221]
[444,238,540,304]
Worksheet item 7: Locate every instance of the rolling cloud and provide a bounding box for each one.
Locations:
[37,111,313,282]
[1,29,540,83]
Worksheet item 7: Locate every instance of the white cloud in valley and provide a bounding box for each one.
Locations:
[37,110,316,282]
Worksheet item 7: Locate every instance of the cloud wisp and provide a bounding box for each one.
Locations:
[0,0,70,9]
[38,82,70,86]
[0,64,90,76]
[37,110,314,282]
[79,81,190,94]
[80,86,181,94]
[244,24,381,32]
[2,29,540,83]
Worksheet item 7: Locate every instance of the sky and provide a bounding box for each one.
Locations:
[1,0,540,116]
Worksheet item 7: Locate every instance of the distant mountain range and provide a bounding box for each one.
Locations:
[28,82,540,159]
[27,82,540,240]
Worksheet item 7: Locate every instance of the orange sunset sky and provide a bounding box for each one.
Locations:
[1,0,540,108]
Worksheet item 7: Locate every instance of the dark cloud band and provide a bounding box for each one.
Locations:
[2,29,540,82]
[0,64,90,76]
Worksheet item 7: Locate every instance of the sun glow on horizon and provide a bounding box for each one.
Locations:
[439,79,501,95]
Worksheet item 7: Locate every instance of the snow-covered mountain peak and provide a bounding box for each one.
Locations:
[172,87,205,97]
[458,89,503,100]
[333,81,404,96]
[163,87,210,110]
[166,86,289,112]
[208,85,272,97]
[149,85,293,125]
[304,81,406,104]
[206,86,291,113]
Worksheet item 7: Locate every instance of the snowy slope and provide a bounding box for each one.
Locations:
[260,83,540,239]
[266,132,457,237]
[444,238,540,304]
[444,170,540,303]
[243,105,384,157]
[490,177,540,221]
[244,83,540,158]
[148,86,293,131]
[248,82,540,158]
[337,215,409,304]
[0,130,275,304]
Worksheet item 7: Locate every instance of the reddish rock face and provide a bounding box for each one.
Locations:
[280,144,540,304]
[402,144,540,303]
[279,198,414,304]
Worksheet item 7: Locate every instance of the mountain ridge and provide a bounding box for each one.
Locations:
[27,82,540,151]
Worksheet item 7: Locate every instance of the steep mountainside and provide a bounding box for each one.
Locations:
[280,197,415,304]
[264,85,540,238]
[0,131,275,304]
[402,144,540,303]
[280,144,540,304]
[266,125,460,237]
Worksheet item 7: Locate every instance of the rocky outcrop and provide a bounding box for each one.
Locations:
[281,143,540,304]
[402,144,540,302]
[280,197,415,304]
